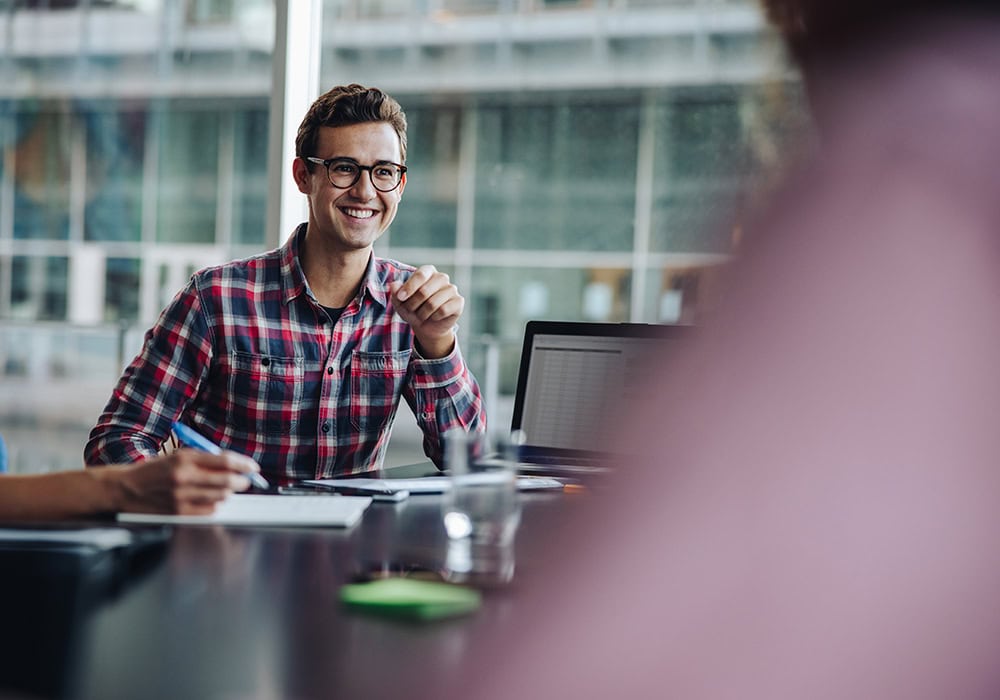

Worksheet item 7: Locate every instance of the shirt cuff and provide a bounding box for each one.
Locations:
[411,341,466,389]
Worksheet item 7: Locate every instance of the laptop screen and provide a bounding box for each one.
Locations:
[510,321,690,458]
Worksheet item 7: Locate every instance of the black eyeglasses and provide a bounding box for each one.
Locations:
[305,156,406,192]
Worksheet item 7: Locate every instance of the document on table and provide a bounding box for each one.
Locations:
[304,475,565,494]
[117,494,372,528]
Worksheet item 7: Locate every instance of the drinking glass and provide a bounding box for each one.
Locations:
[441,430,522,583]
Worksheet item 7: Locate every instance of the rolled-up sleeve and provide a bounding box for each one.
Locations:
[84,280,214,466]
[404,339,486,469]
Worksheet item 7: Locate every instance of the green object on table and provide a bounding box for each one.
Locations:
[340,578,482,621]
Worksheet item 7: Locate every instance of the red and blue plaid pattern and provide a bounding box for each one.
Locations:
[84,225,486,479]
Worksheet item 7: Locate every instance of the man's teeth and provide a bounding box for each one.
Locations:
[343,208,375,219]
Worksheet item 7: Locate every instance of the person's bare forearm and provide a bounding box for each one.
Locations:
[0,451,259,521]
[0,469,120,521]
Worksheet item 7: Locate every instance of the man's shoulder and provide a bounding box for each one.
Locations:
[189,248,286,300]
[193,248,282,283]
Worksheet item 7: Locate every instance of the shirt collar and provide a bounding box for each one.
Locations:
[359,254,389,309]
[280,224,389,310]
[279,224,310,305]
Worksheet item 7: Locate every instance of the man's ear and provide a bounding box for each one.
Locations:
[396,171,406,198]
[292,157,312,194]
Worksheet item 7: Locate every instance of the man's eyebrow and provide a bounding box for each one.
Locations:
[325,156,399,163]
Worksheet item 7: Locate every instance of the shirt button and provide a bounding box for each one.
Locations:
[261,357,270,367]
[321,423,331,433]
[326,366,333,375]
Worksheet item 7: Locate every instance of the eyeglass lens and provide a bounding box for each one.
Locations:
[327,160,402,191]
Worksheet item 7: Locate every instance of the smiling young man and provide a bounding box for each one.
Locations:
[85,84,486,480]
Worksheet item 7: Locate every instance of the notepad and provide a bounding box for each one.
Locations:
[117,494,372,527]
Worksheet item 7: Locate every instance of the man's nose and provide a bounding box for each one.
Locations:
[348,169,376,200]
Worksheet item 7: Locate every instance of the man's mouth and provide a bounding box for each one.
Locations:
[341,207,376,220]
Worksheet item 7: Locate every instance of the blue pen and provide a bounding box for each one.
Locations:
[171,421,270,490]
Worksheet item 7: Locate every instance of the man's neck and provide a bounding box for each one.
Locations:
[299,231,372,308]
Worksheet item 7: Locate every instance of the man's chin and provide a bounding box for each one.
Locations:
[340,232,383,252]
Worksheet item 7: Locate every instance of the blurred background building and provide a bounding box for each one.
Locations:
[0,0,805,471]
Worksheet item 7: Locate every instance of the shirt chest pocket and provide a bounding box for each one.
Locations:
[227,351,306,435]
[349,350,411,432]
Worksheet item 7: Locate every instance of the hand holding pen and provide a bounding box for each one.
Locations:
[172,421,270,490]
[111,448,263,516]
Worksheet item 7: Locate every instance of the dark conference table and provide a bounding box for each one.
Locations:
[6,473,580,700]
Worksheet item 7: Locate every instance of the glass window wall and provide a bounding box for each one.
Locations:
[10,255,68,321]
[473,100,638,252]
[155,105,221,244]
[468,265,633,393]
[11,107,73,241]
[104,256,141,323]
[1,0,808,469]
[232,106,269,246]
[84,105,145,243]
[387,105,461,249]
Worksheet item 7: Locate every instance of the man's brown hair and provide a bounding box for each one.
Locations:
[295,84,408,168]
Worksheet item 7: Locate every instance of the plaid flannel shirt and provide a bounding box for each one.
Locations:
[84,225,486,479]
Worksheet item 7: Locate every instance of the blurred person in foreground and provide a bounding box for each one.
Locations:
[445,1,1000,698]
[84,84,485,480]
[0,450,259,521]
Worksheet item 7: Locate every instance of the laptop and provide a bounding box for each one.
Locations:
[509,320,690,476]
